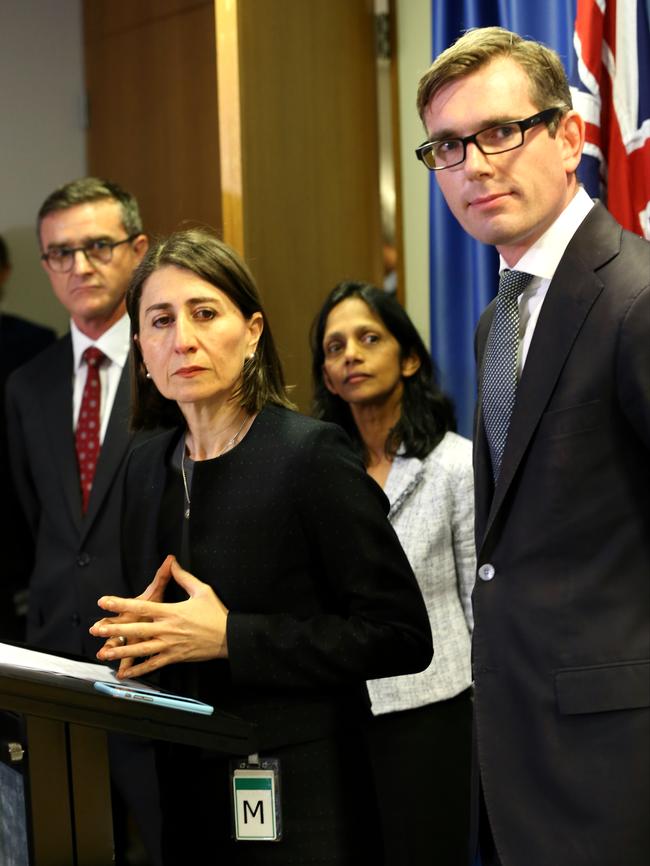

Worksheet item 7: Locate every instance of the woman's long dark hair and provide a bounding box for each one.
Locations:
[310,281,456,461]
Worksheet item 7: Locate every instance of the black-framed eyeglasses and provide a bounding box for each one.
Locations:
[415,107,562,171]
[40,234,139,273]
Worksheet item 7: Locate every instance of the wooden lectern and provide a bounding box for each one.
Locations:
[0,660,256,865]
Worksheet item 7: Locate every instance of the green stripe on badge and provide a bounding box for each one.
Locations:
[235,778,273,790]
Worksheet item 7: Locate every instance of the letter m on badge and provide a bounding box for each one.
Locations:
[233,771,277,840]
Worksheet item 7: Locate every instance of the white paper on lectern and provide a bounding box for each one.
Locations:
[0,642,159,691]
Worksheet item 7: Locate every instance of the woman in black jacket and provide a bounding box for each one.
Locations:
[91,228,432,865]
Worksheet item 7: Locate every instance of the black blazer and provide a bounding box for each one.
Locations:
[472,204,650,866]
[0,313,56,639]
[0,313,56,387]
[6,334,152,657]
[122,404,433,749]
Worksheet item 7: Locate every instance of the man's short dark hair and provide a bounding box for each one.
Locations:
[37,177,143,241]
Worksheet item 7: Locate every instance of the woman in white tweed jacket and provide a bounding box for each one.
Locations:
[311,281,475,866]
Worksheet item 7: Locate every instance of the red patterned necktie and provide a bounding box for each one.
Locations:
[75,346,106,512]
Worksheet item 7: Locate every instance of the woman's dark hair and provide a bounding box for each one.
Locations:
[127,228,295,430]
[310,281,456,461]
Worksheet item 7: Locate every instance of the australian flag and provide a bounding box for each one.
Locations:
[570,0,650,238]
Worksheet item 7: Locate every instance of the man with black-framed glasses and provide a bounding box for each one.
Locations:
[6,177,162,865]
[415,106,562,172]
[417,26,649,866]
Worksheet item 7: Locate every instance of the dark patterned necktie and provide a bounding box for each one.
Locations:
[75,346,106,512]
[481,269,534,481]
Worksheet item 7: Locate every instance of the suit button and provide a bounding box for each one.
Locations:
[77,552,91,567]
[70,613,81,626]
[478,563,495,582]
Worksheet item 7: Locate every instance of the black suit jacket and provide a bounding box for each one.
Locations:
[122,404,433,750]
[0,313,56,387]
[6,334,151,657]
[0,314,56,640]
[472,204,650,866]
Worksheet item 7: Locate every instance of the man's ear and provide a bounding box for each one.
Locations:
[0,265,10,302]
[132,233,149,264]
[558,110,585,175]
[401,352,421,379]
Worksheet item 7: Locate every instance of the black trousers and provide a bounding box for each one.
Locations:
[156,727,383,865]
[365,689,473,866]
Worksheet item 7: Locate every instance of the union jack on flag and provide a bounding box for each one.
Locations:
[571,0,650,239]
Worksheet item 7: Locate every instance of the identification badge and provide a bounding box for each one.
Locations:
[231,754,282,841]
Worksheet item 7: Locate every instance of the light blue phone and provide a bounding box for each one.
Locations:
[93,681,214,715]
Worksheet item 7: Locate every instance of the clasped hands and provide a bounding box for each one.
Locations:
[90,554,229,680]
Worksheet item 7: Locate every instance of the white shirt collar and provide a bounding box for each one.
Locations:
[498,186,595,281]
[71,314,131,372]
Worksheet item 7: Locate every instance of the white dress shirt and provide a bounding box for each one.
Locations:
[71,314,130,442]
[503,186,595,375]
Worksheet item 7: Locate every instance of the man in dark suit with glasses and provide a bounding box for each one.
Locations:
[5,178,162,865]
[416,26,649,866]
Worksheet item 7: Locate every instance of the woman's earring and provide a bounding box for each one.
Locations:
[145,370,151,379]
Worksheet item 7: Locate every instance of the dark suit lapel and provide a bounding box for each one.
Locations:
[474,303,496,543]
[479,203,622,547]
[41,337,84,534]
[473,421,494,547]
[81,363,132,536]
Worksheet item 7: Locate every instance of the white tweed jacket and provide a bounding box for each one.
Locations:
[367,431,475,715]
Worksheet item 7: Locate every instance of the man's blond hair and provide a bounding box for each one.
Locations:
[417,26,572,132]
